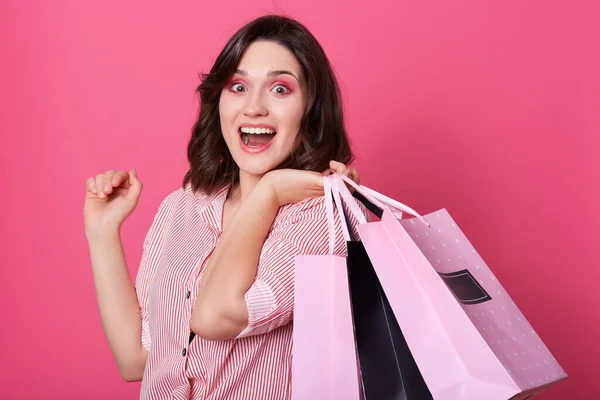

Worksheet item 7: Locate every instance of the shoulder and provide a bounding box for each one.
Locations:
[155,185,187,211]
[158,182,214,208]
[280,195,328,217]
[265,196,329,254]
[273,196,328,229]
[147,184,197,223]
[274,194,369,231]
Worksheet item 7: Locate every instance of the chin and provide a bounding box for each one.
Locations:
[235,156,279,177]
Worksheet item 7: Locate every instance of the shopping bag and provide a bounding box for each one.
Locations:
[329,178,432,400]
[291,175,361,400]
[334,174,567,400]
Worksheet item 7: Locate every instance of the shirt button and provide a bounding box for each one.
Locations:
[182,348,187,356]
[185,291,191,299]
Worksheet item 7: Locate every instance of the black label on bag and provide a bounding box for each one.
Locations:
[438,269,492,305]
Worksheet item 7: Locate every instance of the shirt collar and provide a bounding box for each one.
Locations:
[194,183,231,234]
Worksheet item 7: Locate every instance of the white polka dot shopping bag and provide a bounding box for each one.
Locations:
[333,174,567,400]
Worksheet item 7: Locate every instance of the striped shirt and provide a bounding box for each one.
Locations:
[134,182,365,399]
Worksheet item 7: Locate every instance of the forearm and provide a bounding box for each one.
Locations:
[191,180,279,339]
[87,229,147,381]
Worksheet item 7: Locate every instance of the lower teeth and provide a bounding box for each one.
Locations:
[243,134,249,145]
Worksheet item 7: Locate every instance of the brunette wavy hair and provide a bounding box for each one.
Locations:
[183,15,354,194]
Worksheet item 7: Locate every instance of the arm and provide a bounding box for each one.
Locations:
[87,229,147,382]
[191,168,362,341]
[190,179,280,340]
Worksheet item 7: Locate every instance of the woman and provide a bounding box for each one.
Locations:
[84,15,365,399]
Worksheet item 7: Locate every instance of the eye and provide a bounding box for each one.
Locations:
[230,83,247,92]
[271,85,291,95]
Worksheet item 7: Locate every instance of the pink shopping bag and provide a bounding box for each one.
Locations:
[291,176,361,400]
[334,174,567,400]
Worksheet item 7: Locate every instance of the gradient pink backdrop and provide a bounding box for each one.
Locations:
[1,1,597,399]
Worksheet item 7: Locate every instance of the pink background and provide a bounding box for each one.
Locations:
[1,1,597,399]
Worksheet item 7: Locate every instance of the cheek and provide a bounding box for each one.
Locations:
[273,98,305,132]
[219,92,239,121]
[218,98,237,147]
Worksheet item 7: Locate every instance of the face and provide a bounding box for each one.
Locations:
[219,40,306,177]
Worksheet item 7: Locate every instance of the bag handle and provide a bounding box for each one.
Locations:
[337,174,430,227]
[336,175,403,220]
[352,190,385,219]
[323,175,337,255]
[323,175,354,253]
[331,178,353,241]
[331,175,368,226]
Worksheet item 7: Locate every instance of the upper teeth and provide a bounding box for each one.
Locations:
[240,127,276,134]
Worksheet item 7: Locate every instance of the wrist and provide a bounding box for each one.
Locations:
[85,221,121,243]
[259,172,284,208]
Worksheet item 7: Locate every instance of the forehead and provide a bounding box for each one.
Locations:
[236,41,302,78]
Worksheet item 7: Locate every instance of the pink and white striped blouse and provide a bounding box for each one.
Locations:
[134,182,365,399]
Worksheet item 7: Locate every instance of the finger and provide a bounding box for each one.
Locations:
[320,168,334,176]
[329,160,344,169]
[111,170,131,189]
[329,160,346,173]
[350,168,360,185]
[103,170,116,196]
[95,174,106,198]
[126,169,143,200]
[86,177,97,194]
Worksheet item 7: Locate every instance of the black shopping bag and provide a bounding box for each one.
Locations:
[343,192,433,400]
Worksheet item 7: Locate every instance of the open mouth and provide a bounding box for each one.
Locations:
[239,127,277,149]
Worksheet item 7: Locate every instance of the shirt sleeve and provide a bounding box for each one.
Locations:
[134,192,176,351]
[235,194,369,339]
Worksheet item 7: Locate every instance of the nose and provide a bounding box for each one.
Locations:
[243,91,268,117]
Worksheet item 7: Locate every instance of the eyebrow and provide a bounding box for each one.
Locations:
[235,69,300,81]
